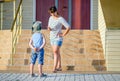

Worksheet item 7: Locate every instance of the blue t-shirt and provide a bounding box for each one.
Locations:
[32,32,43,48]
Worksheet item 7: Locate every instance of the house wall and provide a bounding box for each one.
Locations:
[22,0,33,29]
[99,0,120,71]
[91,0,98,30]
[106,30,120,71]
[1,2,13,30]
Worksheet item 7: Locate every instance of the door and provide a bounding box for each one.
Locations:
[36,0,55,29]
[36,0,90,29]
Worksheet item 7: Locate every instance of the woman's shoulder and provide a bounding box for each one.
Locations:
[58,16,63,19]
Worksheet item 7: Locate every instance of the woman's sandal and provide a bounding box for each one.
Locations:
[52,69,57,73]
[56,68,62,71]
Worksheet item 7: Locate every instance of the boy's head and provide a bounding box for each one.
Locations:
[32,21,42,33]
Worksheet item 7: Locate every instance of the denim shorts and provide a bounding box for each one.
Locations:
[50,39,63,46]
[30,48,44,65]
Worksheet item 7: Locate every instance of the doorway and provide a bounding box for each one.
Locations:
[36,0,90,29]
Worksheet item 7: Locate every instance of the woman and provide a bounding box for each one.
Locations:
[47,6,70,73]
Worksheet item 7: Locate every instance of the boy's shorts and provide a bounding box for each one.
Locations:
[30,48,44,65]
[50,39,63,47]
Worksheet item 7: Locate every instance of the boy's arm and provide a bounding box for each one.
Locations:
[38,34,46,50]
[29,38,35,50]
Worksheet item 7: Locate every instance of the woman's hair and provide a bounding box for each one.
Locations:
[49,6,57,13]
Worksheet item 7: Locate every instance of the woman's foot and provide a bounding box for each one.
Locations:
[56,68,62,71]
[52,69,57,73]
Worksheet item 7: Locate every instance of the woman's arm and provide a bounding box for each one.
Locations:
[59,27,70,37]
[47,26,51,31]
[62,27,70,36]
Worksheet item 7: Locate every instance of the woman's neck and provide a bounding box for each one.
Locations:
[52,15,60,19]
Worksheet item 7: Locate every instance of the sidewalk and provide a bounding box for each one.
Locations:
[0,72,120,81]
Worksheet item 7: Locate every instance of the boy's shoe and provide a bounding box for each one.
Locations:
[39,73,47,77]
[30,74,35,77]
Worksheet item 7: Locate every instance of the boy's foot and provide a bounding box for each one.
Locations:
[30,73,35,77]
[40,73,47,77]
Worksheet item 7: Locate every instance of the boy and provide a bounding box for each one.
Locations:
[29,21,46,77]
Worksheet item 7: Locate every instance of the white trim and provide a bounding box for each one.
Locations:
[55,0,58,8]
[68,0,72,26]
[0,3,3,30]
[33,0,36,22]
[90,0,93,30]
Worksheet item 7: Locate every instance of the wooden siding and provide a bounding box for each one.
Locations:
[2,2,13,29]
[106,30,120,71]
[22,0,33,29]
[91,0,98,30]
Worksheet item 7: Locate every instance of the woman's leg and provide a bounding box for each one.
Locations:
[57,50,62,69]
[52,45,60,72]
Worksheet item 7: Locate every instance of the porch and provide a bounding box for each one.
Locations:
[0,72,120,81]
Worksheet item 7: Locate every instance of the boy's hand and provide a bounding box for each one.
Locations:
[34,48,37,52]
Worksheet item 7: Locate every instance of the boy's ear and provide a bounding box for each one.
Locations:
[32,27,34,31]
[37,24,41,30]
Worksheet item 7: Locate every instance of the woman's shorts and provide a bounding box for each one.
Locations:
[50,39,63,47]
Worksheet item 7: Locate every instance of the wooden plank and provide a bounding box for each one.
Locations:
[58,74,66,81]
[85,74,95,81]
[79,74,85,81]
[64,74,71,81]
[0,73,120,81]
[44,74,56,81]
[74,74,80,81]
[34,74,47,81]
[15,73,29,81]
[112,74,120,81]
[55,74,65,81]
[69,74,75,81]
[94,74,105,81]
[102,74,115,81]
[23,73,38,81]
[0,73,12,80]
[2,73,20,81]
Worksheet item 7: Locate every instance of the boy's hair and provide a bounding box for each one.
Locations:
[32,21,42,33]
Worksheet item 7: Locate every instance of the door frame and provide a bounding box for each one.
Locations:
[33,0,93,29]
